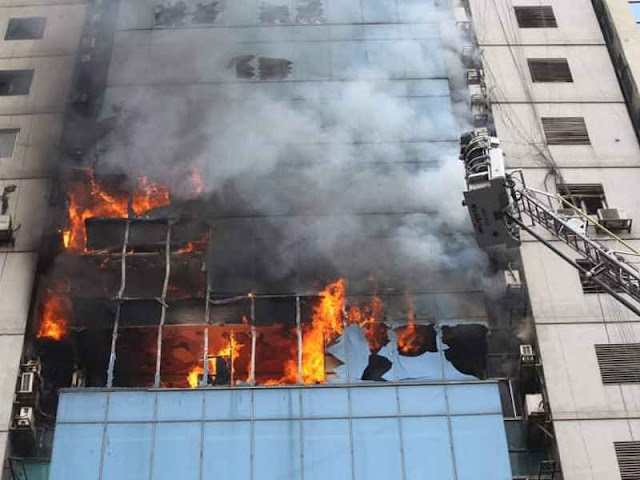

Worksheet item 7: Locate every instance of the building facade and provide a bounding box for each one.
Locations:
[467,0,640,479]
[12,0,640,479]
[0,0,89,474]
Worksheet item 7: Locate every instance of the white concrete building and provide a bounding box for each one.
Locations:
[468,0,640,478]
[0,0,87,470]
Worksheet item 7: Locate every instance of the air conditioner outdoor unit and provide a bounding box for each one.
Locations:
[520,344,536,365]
[18,372,34,394]
[22,358,41,375]
[0,214,12,242]
[467,69,481,85]
[525,393,545,418]
[505,269,523,293]
[14,406,35,434]
[597,208,632,233]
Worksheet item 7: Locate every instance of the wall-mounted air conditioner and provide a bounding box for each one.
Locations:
[18,372,34,395]
[520,344,536,365]
[525,393,545,418]
[22,358,41,375]
[14,406,35,434]
[597,208,632,233]
[0,214,13,243]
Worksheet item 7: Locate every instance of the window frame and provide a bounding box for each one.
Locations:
[0,128,19,158]
[527,58,573,83]
[541,117,591,145]
[0,69,34,96]
[557,184,607,215]
[4,17,46,41]
[513,6,558,29]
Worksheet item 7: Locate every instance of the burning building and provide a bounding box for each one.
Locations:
[0,0,579,479]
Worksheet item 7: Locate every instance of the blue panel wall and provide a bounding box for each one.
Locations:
[50,383,512,480]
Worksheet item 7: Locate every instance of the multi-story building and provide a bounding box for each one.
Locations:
[10,0,640,479]
[466,0,640,479]
[0,0,89,475]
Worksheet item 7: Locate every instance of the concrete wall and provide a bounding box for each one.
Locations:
[0,0,87,469]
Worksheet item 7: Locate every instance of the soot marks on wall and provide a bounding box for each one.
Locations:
[154,1,221,27]
[227,55,294,80]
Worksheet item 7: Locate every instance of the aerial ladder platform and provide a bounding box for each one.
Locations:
[459,130,640,316]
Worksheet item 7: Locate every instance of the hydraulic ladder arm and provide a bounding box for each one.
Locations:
[459,130,640,316]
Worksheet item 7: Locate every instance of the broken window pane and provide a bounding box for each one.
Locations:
[113,326,158,387]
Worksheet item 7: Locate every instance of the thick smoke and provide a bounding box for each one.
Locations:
[83,1,485,292]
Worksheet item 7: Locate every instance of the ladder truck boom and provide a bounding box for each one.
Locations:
[459,130,640,315]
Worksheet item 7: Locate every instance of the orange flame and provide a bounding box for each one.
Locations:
[188,169,204,197]
[36,286,71,341]
[132,176,170,216]
[187,336,244,388]
[397,295,422,355]
[347,295,388,352]
[63,171,171,253]
[298,278,346,384]
[397,321,419,355]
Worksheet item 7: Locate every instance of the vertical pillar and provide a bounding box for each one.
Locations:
[296,295,303,384]
[154,222,172,387]
[106,219,130,387]
[249,294,257,385]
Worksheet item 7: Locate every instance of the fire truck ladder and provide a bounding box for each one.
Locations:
[505,172,640,316]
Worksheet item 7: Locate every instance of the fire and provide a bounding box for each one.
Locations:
[36,285,71,341]
[132,176,171,216]
[397,295,423,355]
[347,295,388,353]
[397,321,419,355]
[63,171,171,253]
[297,278,346,384]
[187,336,244,388]
[188,169,204,197]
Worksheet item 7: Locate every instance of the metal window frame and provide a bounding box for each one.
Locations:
[514,6,558,28]
[527,58,573,83]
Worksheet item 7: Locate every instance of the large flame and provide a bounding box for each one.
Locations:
[36,285,71,341]
[62,171,171,253]
[298,278,346,384]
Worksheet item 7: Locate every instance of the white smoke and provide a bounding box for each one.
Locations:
[86,0,485,290]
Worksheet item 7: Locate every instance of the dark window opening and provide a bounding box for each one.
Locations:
[528,58,573,83]
[542,117,590,145]
[514,6,557,28]
[557,184,606,215]
[5,17,46,40]
[0,70,34,96]
[615,441,640,480]
[596,344,640,384]
[0,129,19,157]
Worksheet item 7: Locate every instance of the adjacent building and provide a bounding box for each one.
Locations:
[467,0,640,479]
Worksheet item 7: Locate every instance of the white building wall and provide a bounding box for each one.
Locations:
[469,0,640,479]
[0,0,87,469]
